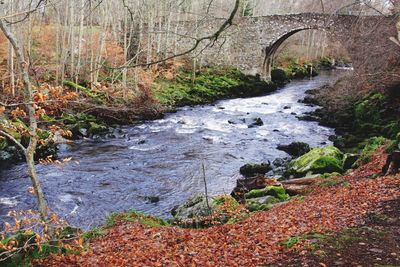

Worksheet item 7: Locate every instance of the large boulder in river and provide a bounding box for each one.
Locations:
[277,142,311,157]
[288,146,344,177]
[240,162,271,177]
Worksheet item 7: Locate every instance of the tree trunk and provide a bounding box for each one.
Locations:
[0,19,50,221]
[383,151,400,175]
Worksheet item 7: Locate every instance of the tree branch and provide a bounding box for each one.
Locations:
[110,0,240,70]
[0,129,26,154]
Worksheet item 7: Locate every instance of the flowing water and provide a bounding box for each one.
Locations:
[0,71,347,229]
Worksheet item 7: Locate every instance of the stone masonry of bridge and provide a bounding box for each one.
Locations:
[164,13,399,79]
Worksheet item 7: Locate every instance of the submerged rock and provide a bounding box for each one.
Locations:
[277,142,311,158]
[288,146,344,177]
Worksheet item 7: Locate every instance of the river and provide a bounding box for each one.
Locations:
[0,71,347,229]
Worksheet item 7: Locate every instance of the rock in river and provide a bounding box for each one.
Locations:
[277,142,311,158]
[240,162,272,177]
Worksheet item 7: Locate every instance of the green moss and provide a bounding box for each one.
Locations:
[82,228,106,240]
[245,186,289,203]
[271,68,288,85]
[321,172,342,179]
[244,188,266,199]
[288,146,344,177]
[247,202,272,212]
[0,230,69,266]
[279,236,302,248]
[385,132,400,153]
[354,92,386,127]
[62,113,108,137]
[319,56,335,68]
[105,210,170,228]
[0,137,8,150]
[154,67,277,107]
[320,178,350,188]
[63,80,105,104]
[357,136,389,165]
[285,62,318,79]
[310,156,344,174]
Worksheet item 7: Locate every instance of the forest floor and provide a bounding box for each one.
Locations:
[37,149,400,266]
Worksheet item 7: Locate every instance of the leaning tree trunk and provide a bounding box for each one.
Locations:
[0,19,49,221]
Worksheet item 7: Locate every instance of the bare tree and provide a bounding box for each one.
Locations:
[0,18,49,221]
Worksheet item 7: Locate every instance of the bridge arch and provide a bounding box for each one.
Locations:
[262,28,318,80]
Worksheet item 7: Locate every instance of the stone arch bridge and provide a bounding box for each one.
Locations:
[172,13,398,79]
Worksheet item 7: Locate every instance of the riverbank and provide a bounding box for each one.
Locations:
[299,75,400,153]
[35,148,400,266]
[2,69,400,265]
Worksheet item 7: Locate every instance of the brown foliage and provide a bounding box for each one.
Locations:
[38,150,400,267]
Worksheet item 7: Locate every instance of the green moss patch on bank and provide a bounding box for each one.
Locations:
[154,67,277,107]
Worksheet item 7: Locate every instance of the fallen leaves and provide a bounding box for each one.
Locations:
[38,150,400,267]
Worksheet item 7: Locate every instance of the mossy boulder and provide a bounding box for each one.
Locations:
[240,162,272,177]
[245,186,289,201]
[62,113,109,138]
[244,186,289,212]
[171,194,215,219]
[288,146,344,177]
[88,122,109,135]
[172,194,242,227]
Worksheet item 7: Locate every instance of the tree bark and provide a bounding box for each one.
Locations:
[0,19,49,221]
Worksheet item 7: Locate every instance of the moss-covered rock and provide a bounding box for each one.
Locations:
[172,194,243,227]
[286,62,318,79]
[245,186,289,201]
[171,194,215,219]
[288,146,344,177]
[62,113,109,138]
[244,186,289,211]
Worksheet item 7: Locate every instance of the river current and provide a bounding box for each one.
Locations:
[0,71,346,229]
